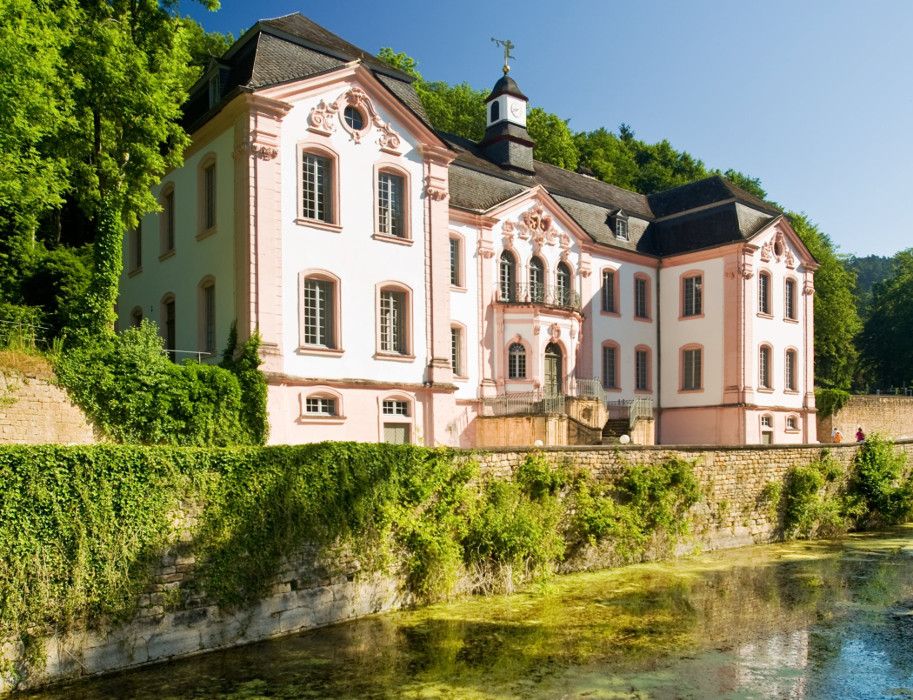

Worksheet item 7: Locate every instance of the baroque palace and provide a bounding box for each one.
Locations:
[118,13,818,447]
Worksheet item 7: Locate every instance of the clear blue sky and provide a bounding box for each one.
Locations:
[184,0,913,258]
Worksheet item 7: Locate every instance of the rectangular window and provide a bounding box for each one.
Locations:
[451,327,462,376]
[634,277,649,319]
[164,190,175,252]
[382,399,409,416]
[508,344,526,379]
[683,275,702,317]
[303,279,335,348]
[785,279,796,320]
[602,270,616,313]
[761,415,772,428]
[602,346,617,389]
[203,163,216,230]
[786,416,798,431]
[450,238,460,286]
[615,217,629,241]
[377,171,404,237]
[683,348,702,390]
[203,284,216,354]
[635,349,648,391]
[302,153,332,222]
[305,397,336,416]
[759,274,770,315]
[379,290,406,354]
[759,346,771,388]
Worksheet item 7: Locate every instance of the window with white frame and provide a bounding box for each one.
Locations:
[382,399,409,416]
[761,414,773,443]
[683,275,702,317]
[602,345,618,389]
[377,171,405,237]
[301,152,333,222]
[379,289,407,354]
[451,326,463,376]
[529,256,545,302]
[761,415,772,428]
[450,237,461,286]
[602,269,616,313]
[305,396,337,416]
[758,272,771,315]
[634,277,649,319]
[786,415,798,431]
[201,281,216,354]
[682,347,702,390]
[508,342,526,379]
[785,349,797,391]
[556,262,572,306]
[759,345,772,389]
[785,278,797,320]
[635,348,649,391]
[615,215,629,241]
[303,277,336,348]
[499,251,516,301]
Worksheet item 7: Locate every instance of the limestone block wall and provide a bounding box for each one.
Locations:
[6,439,913,695]
[0,372,96,444]
[817,396,913,443]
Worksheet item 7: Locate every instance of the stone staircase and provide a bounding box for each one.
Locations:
[601,418,629,444]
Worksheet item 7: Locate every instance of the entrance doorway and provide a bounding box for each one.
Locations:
[544,342,563,396]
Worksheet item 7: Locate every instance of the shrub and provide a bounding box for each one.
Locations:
[815,388,850,419]
[55,321,266,445]
[851,434,913,526]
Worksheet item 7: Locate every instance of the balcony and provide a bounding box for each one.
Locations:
[497,282,582,312]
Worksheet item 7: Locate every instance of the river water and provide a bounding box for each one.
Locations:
[27,527,913,699]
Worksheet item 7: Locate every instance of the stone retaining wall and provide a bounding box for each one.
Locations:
[6,439,912,695]
[817,395,913,443]
[0,372,96,445]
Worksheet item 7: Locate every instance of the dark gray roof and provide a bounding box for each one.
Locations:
[184,13,434,134]
[648,176,779,218]
[649,203,774,256]
[486,75,527,102]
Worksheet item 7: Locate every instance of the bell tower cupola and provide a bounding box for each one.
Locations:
[480,39,534,174]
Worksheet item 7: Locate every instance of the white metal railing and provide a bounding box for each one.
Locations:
[164,349,214,363]
[481,390,565,417]
[629,396,654,429]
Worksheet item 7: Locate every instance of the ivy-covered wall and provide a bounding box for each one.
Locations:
[1,440,910,694]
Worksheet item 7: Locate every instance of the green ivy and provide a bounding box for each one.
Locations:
[0,444,704,652]
[815,388,850,419]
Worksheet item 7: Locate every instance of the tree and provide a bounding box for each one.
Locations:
[860,250,913,387]
[788,212,861,390]
[527,108,579,171]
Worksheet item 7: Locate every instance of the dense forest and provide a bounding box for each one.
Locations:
[0,3,907,410]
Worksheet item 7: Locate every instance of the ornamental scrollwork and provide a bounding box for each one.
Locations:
[803,281,815,296]
[424,175,448,201]
[306,86,404,154]
[306,100,338,135]
[737,262,754,279]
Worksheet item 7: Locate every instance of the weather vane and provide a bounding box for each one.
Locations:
[491,37,515,75]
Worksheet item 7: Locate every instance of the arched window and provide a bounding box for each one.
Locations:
[508,342,526,379]
[197,153,217,235]
[602,341,619,390]
[758,271,771,315]
[377,167,407,238]
[130,307,143,329]
[300,273,339,350]
[760,414,774,444]
[529,256,545,303]
[381,394,412,444]
[556,261,572,307]
[634,273,651,320]
[299,145,338,225]
[544,342,563,395]
[635,345,651,392]
[786,415,799,431]
[377,284,411,356]
[785,349,798,391]
[784,278,797,320]
[681,344,703,391]
[499,251,516,301]
[451,324,466,377]
[490,101,500,122]
[759,344,772,389]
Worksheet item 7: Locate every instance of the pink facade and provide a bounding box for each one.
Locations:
[117,14,818,447]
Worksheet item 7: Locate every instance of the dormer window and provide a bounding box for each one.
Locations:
[208,75,220,109]
[614,214,629,241]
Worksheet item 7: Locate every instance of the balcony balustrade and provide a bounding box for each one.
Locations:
[497,282,581,312]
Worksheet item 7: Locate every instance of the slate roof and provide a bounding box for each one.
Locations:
[648,176,780,219]
[183,13,432,132]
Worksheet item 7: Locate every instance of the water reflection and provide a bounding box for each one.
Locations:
[27,528,913,699]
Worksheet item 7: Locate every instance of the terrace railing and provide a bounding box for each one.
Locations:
[496,282,582,312]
